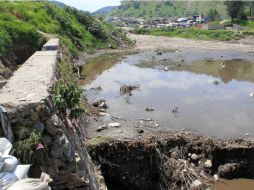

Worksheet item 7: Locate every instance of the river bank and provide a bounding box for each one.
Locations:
[81,34,254,189]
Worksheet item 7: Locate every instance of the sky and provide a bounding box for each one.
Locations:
[58,0,121,12]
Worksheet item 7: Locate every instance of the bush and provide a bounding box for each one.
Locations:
[53,60,84,118]
[12,128,42,164]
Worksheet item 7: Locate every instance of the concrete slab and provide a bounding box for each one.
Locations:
[0,51,58,107]
[42,38,60,51]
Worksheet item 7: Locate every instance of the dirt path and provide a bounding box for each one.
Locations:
[128,33,254,52]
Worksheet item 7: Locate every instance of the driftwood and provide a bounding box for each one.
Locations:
[116,81,139,96]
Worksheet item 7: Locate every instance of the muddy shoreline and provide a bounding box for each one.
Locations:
[80,34,254,189]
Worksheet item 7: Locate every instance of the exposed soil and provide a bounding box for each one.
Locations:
[87,131,254,190]
[128,33,254,52]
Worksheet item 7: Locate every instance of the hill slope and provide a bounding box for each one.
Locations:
[93,6,118,15]
[111,1,228,19]
[0,1,129,57]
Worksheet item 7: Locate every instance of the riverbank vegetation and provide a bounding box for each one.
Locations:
[132,27,245,41]
[0,2,130,57]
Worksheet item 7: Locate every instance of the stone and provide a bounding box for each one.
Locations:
[42,135,52,146]
[63,142,75,163]
[164,67,169,71]
[35,105,43,112]
[171,151,178,159]
[96,125,108,132]
[245,133,250,136]
[51,145,64,159]
[108,122,120,128]
[137,129,144,134]
[190,180,202,189]
[45,119,57,136]
[188,153,192,157]
[204,159,212,168]
[99,102,107,109]
[52,114,62,126]
[217,162,245,178]
[99,112,109,117]
[33,122,44,133]
[191,153,198,161]
[30,112,39,122]
[214,174,219,181]
[92,98,105,107]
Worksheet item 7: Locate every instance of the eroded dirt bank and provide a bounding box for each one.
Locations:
[87,131,254,190]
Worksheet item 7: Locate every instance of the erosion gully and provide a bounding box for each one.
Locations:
[80,49,254,190]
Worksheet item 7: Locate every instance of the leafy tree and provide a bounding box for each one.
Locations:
[207,9,221,21]
[224,1,245,20]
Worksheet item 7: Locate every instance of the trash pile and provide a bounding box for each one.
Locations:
[0,138,52,190]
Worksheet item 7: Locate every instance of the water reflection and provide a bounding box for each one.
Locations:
[160,59,254,84]
[83,52,254,138]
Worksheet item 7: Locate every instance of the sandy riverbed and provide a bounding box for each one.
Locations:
[128,33,254,52]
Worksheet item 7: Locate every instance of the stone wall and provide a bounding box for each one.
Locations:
[0,39,103,190]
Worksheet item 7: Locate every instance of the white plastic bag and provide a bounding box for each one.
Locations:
[0,162,5,171]
[2,156,18,172]
[0,139,12,157]
[12,165,31,180]
[8,172,52,190]
[0,172,18,190]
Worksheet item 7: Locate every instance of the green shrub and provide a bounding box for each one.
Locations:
[12,128,41,164]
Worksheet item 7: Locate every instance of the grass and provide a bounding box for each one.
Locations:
[133,27,245,41]
[0,2,130,56]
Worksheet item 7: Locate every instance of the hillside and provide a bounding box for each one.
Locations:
[111,1,228,19]
[0,1,130,57]
[93,6,118,15]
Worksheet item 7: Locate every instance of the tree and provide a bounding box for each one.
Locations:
[224,1,245,20]
[207,9,221,21]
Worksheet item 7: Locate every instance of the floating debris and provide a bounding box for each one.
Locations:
[145,108,154,112]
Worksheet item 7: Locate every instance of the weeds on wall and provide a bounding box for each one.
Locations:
[52,60,84,119]
[11,127,45,164]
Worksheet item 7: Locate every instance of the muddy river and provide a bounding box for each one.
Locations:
[82,51,254,139]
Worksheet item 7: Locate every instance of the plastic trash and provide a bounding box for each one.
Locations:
[7,173,52,190]
[0,172,18,190]
[11,165,31,180]
[0,139,12,157]
[0,162,4,170]
[2,156,18,172]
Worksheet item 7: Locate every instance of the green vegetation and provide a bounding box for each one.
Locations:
[0,1,130,56]
[12,127,42,164]
[133,27,245,41]
[53,60,84,119]
[111,1,228,19]
[224,1,246,20]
